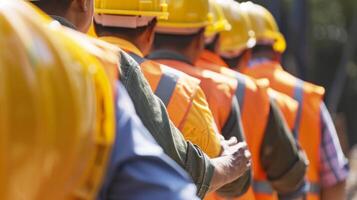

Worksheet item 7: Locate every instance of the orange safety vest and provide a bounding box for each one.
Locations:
[131,54,201,130]
[243,60,324,200]
[198,49,229,67]
[99,37,201,129]
[197,54,298,200]
[153,57,237,132]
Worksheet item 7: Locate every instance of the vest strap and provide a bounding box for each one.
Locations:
[307,182,320,194]
[253,180,320,195]
[292,79,304,139]
[253,181,274,194]
[128,52,146,65]
[155,67,180,106]
[233,72,246,110]
[128,52,179,106]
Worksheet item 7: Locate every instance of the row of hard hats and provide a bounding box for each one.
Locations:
[0,0,286,199]
[93,0,286,53]
[0,1,118,199]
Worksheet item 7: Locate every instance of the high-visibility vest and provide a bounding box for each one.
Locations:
[99,37,222,158]
[197,54,298,200]
[153,58,237,132]
[267,88,298,130]
[130,53,201,129]
[243,60,324,200]
[99,37,201,129]
[198,49,229,67]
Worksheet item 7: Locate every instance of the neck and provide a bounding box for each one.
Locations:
[252,50,280,62]
[154,45,199,65]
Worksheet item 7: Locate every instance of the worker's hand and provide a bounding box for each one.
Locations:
[225,142,251,177]
[220,137,238,156]
[210,142,251,192]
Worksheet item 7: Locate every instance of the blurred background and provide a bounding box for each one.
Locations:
[236,0,357,198]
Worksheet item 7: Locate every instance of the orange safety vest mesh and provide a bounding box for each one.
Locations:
[155,59,236,132]
[198,54,298,200]
[99,37,201,129]
[243,60,325,200]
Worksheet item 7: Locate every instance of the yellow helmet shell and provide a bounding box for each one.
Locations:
[0,1,115,199]
[95,0,169,19]
[205,0,231,37]
[240,2,286,53]
[218,0,256,56]
[158,0,212,29]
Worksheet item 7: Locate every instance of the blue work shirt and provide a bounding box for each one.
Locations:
[98,82,198,200]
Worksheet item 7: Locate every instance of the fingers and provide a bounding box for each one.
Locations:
[219,134,225,141]
[226,137,238,146]
[232,142,251,167]
[233,142,248,154]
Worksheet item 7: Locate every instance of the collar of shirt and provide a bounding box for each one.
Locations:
[148,50,192,65]
[99,36,144,57]
[51,15,77,30]
[247,58,283,71]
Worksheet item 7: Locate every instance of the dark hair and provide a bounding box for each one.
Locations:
[31,0,72,14]
[154,28,205,51]
[94,17,157,39]
[252,44,274,54]
[222,54,242,69]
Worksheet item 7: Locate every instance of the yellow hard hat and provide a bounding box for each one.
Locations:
[217,0,256,57]
[0,1,115,200]
[240,2,286,53]
[205,0,231,37]
[157,0,213,31]
[94,0,169,19]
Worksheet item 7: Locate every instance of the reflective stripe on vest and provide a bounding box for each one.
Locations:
[253,180,320,195]
[233,72,246,110]
[128,52,146,65]
[292,79,304,139]
[128,52,179,106]
[253,181,274,194]
[155,67,180,106]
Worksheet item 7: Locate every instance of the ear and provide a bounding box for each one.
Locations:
[145,18,157,42]
[194,28,205,51]
[76,0,89,12]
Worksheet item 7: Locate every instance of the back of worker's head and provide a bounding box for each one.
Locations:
[215,0,256,69]
[153,0,212,61]
[240,2,286,54]
[93,0,168,55]
[29,0,94,33]
[0,1,114,199]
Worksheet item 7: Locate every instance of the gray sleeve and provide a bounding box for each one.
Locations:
[104,82,198,200]
[118,51,214,198]
[260,98,308,196]
[217,97,252,197]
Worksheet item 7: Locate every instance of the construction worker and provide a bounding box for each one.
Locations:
[30,0,252,198]
[195,0,309,199]
[148,0,255,197]
[0,1,199,200]
[93,0,222,158]
[224,2,348,200]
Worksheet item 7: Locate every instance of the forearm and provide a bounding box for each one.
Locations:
[261,100,308,195]
[119,51,214,198]
[208,142,251,195]
[216,170,251,197]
